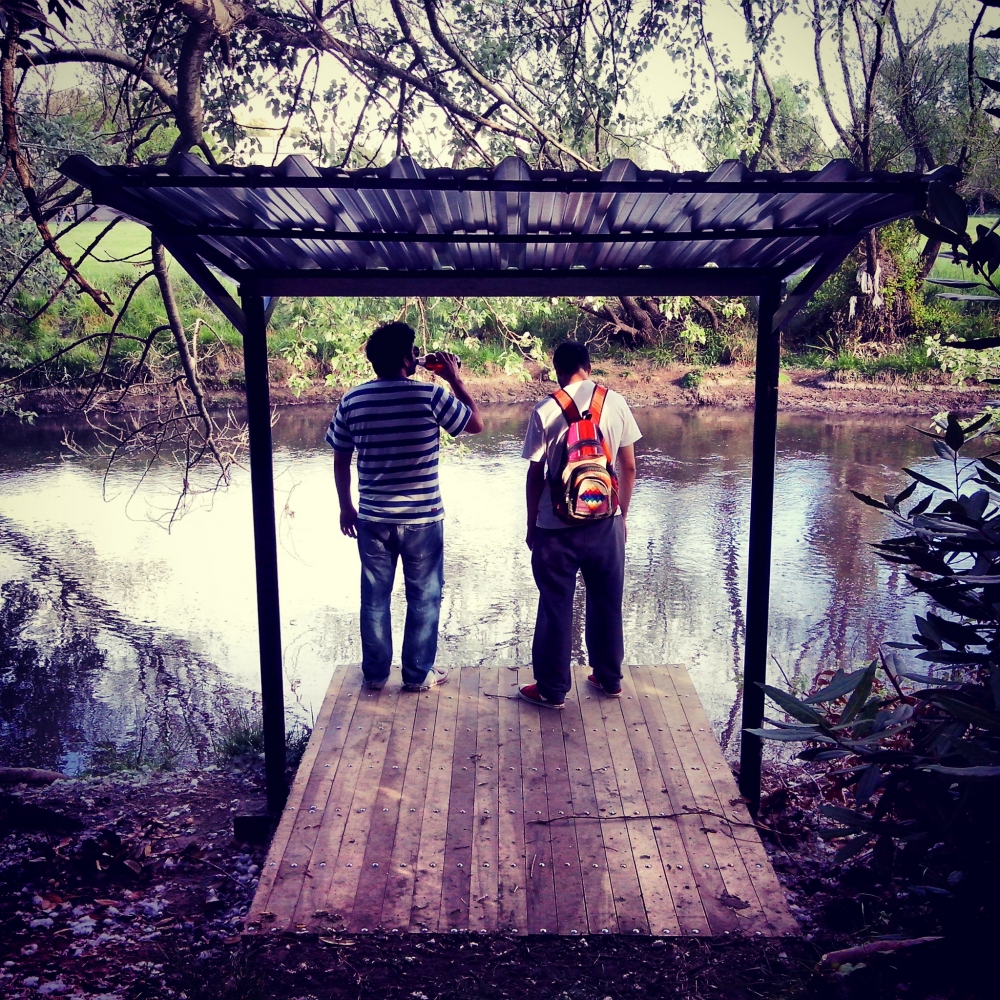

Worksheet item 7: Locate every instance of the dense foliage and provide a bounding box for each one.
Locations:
[753,411,1000,936]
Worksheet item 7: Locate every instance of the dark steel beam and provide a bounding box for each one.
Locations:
[242,268,778,299]
[739,283,783,812]
[153,231,248,334]
[242,294,287,814]
[64,172,936,198]
[163,224,881,244]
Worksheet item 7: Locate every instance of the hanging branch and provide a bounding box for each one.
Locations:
[151,235,224,469]
[2,24,114,314]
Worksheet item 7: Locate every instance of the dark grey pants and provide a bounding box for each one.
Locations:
[530,516,626,702]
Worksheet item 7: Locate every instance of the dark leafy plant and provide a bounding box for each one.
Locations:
[751,410,1000,926]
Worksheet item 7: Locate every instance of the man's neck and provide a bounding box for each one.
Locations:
[558,370,591,389]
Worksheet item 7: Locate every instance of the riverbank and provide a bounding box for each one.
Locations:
[14,361,999,419]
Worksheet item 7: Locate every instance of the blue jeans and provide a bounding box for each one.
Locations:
[530,517,626,702]
[357,519,444,687]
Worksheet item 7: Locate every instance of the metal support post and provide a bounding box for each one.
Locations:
[242,293,287,813]
[739,283,782,811]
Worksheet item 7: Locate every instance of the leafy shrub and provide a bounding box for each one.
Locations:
[752,411,1000,933]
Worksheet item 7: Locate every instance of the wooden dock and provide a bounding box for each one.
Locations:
[245,664,798,938]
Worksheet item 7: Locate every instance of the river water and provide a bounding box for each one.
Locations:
[0,402,937,774]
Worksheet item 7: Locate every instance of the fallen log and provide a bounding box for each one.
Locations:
[0,767,70,785]
[820,936,943,967]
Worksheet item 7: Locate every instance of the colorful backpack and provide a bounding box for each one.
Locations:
[548,384,619,523]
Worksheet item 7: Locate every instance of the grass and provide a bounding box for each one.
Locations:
[212,702,311,767]
[783,342,937,380]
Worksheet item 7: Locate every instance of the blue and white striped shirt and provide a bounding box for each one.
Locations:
[327,379,472,524]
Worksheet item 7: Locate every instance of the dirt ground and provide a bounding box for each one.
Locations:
[16,361,1000,419]
[1,763,990,1000]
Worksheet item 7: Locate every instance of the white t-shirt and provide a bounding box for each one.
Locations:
[521,380,642,530]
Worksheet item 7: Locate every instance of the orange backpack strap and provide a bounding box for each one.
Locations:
[551,388,583,425]
[589,384,615,465]
[588,384,608,425]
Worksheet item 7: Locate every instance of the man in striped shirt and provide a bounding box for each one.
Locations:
[328,322,483,692]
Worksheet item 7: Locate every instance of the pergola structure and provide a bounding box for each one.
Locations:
[62,152,956,813]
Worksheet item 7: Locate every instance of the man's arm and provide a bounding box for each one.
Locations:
[525,460,545,550]
[334,450,358,538]
[434,352,484,434]
[616,444,637,535]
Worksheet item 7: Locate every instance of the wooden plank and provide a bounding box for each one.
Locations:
[518,699,559,934]
[469,664,501,931]
[496,668,528,933]
[667,665,799,936]
[378,689,441,930]
[246,665,349,930]
[589,687,675,936]
[439,666,481,930]
[577,688,647,934]
[318,682,406,930]
[255,670,365,932]
[347,685,421,931]
[559,683,618,935]
[539,704,587,934]
[289,682,391,930]
[617,675,704,936]
[409,681,462,929]
[636,664,764,936]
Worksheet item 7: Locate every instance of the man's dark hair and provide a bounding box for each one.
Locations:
[552,340,591,378]
[366,322,416,377]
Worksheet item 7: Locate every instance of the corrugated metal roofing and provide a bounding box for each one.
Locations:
[61,152,954,303]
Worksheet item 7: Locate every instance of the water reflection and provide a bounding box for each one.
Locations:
[0,403,933,769]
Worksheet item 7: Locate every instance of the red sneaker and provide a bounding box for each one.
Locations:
[517,684,565,710]
[587,674,622,698]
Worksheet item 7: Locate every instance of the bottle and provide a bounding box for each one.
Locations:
[417,354,460,374]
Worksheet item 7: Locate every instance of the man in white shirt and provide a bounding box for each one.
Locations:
[519,341,642,708]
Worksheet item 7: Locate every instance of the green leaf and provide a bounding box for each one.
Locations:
[932,438,957,462]
[926,278,986,288]
[966,412,996,436]
[802,668,867,705]
[979,456,1000,477]
[928,183,968,236]
[834,834,874,863]
[929,694,1000,731]
[944,414,965,452]
[888,480,918,509]
[840,660,877,724]
[909,494,934,517]
[922,765,1000,779]
[759,684,828,726]
[743,727,834,743]
[851,490,889,511]
[913,215,960,245]
[855,763,883,806]
[903,468,951,493]
[915,650,985,664]
[819,804,870,827]
[937,294,1000,303]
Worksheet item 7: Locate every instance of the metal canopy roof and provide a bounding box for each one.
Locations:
[61,153,956,334]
